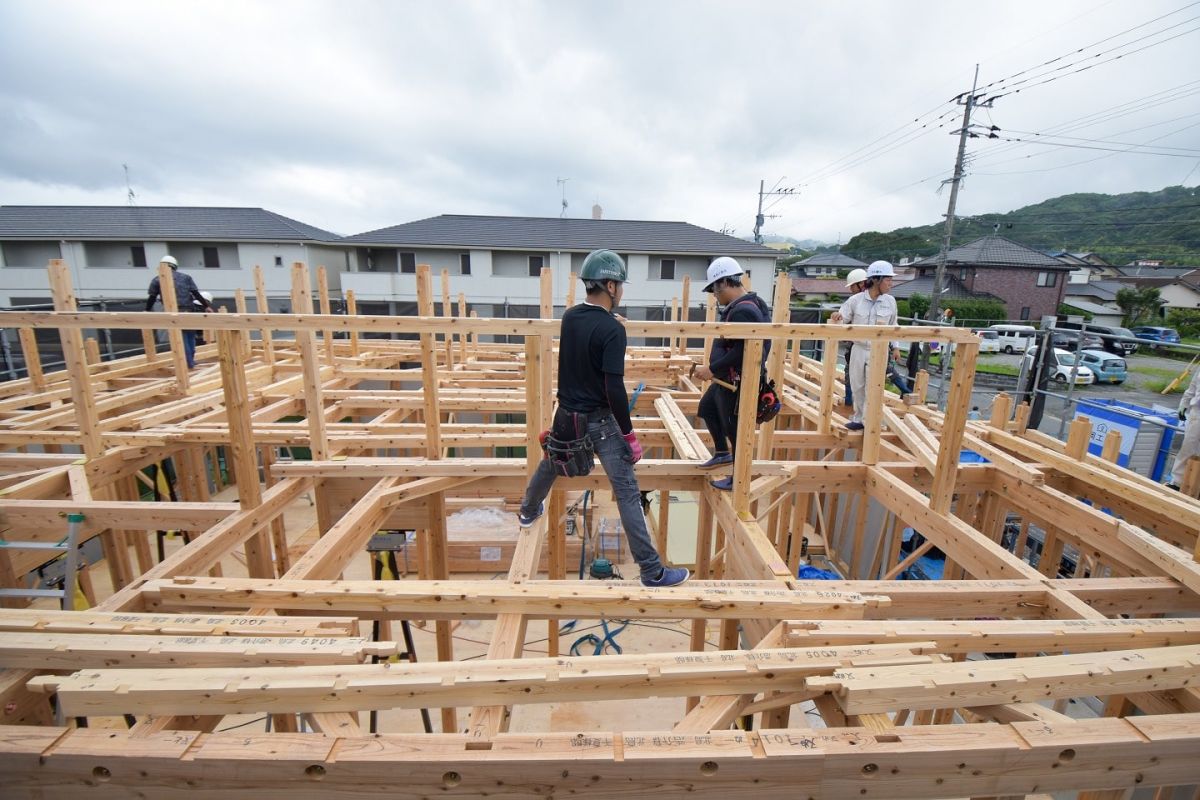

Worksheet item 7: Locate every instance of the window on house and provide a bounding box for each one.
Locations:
[400,252,416,273]
[959,268,968,280]
[1020,306,1031,320]
[202,247,220,269]
[130,245,147,268]
[659,258,676,280]
[1036,271,1057,287]
[460,253,471,275]
[528,255,544,277]
[274,255,283,267]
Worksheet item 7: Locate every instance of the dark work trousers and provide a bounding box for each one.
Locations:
[698,381,740,454]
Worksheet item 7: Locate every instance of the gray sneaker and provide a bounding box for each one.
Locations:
[641,566,690,587]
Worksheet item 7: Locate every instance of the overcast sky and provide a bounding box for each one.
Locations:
[2,0,1198,246]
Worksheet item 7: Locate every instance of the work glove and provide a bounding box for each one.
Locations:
[622,432,644,464]
[1181,409,1189,422]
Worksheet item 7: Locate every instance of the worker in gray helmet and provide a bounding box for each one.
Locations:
[516,249,689,588]
[837,260,901,431]
[145,255,213,369]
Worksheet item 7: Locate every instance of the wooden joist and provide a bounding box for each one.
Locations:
[0,608,358,637]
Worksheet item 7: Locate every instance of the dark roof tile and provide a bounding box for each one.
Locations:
[0,206,339,242]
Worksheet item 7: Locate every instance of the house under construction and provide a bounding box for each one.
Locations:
[0,259,1197,798]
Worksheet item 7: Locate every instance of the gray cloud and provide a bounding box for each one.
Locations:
[1,0,1196,245]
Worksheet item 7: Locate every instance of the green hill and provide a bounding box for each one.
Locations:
[842,185,1200,265]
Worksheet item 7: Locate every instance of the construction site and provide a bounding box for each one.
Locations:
[0,257,1197,799]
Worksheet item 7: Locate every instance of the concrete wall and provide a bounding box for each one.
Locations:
[1,241,62,267]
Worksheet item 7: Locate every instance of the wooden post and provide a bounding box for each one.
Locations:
[345,289,360,358]
[1100,429,1122,463]
[1066,417,1092,461]
[290,263,332,537]
[252,265,276,367]
[989,392,1012,429]
[216,327,273,579]
[316,265,334,366]
[84,337,101,367]
[17,328,46,392]
[731,338,765,515]
[929,341,978,513]
[679,275,692,355]
[861,339,889,466]
[416,264,456,733]
[156,261,190,392]
[456,292,467,363]
[233,289,252,360]
[755,272,794,461]
[566,272,576,307]
[441,269,454,370]
[819,332,838,435]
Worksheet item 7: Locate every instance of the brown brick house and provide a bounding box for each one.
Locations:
[911,236,1072,321]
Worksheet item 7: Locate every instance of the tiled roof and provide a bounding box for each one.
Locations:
[889,275,999,302]
[340,214,779,256]
[793,252,868,268]
[913,236,1071,269]
[0,206,339,242]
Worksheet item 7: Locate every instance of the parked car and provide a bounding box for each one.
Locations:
[988,324,1037,354]
[1049,331,1104,352]
[1023,347,1095,385]
[1077,349,1127,384]
[974,329,1000,353]
[1131,326,1182,347]
[1057,321,1139,355]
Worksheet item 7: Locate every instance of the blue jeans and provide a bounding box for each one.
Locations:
[182,330,197,369]
[519,412,663,577]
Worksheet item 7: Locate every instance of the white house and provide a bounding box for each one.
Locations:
[0,206,345,312]
[337,214,779,322]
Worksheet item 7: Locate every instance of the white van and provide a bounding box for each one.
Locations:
[988,324,1037,354]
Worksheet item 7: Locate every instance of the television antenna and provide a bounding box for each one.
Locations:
[557,177,570,217]
[123,164,137,206]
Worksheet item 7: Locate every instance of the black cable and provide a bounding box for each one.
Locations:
[217,715,269,732]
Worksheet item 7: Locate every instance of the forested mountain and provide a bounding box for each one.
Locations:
[842,185,1200,265]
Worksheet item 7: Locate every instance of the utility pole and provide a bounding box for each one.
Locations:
[752,179,796,244]
[753,179,766,244]
[928,64,979,327]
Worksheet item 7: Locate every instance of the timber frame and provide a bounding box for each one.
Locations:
[0,259,1197,798]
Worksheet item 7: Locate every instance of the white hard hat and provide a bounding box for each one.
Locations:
[199,291,213,303]
[845,268,868,288]
[161,255,179,268]
[866,260,895,278]
[702,256,745,293]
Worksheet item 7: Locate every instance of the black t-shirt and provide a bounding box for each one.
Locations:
[556,303,626,413]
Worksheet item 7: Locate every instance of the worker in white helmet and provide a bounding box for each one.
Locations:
[836,260,902,431]
[1167,366,1200,490]
[832,268,868,406]
[692,257,772,489]
[145,255,213,368]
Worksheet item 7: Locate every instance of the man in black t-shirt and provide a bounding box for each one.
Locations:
[693,257,770,490]
[516,249,689,588]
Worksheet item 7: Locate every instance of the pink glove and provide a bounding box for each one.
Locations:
[622,431,643,463]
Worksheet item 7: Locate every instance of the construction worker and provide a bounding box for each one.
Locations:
[145,255,213,368]
[692,256,771,490]
[832,267,868,407]
[1167,366,1200,490]
[516,249,689,588]
[837,260,902,431]
[832,267,909,406]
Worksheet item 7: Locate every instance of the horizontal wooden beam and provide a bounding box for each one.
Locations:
[29,643,938,717]
[1,715,1198,798]
[0,632,393,669]
[808,644,1200,714]
[0,608,358,637]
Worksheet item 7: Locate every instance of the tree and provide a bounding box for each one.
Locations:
[1115,286,1163,326]
[908,292,931,320]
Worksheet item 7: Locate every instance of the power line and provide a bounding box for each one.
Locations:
[990,134,1200,158]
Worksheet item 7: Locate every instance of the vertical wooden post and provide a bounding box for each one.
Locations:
[234,289,252,359]
[929,340,978,513]
[217,327,274,578]
[678,275,691,356]
[17,328,46,392]
[84,337,101,367]
[345,289,360,359]
[1065,416,1092,460]
[252,265,275,368]
[156,261,189,392]
[538,268,565,657]
[669,297,679,353]
[441,269,454,370]
[456,292,467,363]
[861,339,889,465]
[47,260,133,588]
[819,333,838,435]
[566,272,577,308]
[316,265,334,366]
[259,444,291,574]
[756,272,794,461]
[989,392,1012,429]
[290,263,332,537]
[416,264,456,732]
[731,338,764,515]
[1100,429,1122,462]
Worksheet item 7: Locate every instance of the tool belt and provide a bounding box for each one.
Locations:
[539,410,596,478]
